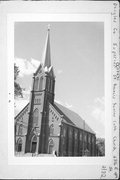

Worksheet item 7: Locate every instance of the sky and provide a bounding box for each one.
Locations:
[14,22,104,138]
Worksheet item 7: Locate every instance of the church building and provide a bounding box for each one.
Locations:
[15,27,97,156]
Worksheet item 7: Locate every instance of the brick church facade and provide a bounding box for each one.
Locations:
[15,27,98,156]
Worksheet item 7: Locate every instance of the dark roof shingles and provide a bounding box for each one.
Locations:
[54,102,95,134]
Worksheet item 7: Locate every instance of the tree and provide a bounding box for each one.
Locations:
[14,63,23,98]
[14,63,23,152]
[96,138,105,156]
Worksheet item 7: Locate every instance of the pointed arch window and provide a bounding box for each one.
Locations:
[47,78,50,91]
[32,135,37,143]
[92,136,95,144]
[33,108,39,127]
[69,128,72,138]
[18,124,23,135]
[88,135,91,144]
[34,77,39,90]
[75,130,78,140]
[50,124,54,135]
[79,132,82,141]
[50,79,53,92]
[84,133,87,142]
[48,139,54,154]
[63,128,66,137]
[17,138,22,152]
[39,76,44,91]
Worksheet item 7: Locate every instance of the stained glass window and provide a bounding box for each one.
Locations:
[50,124,54,135]
[80,132,82,141]
[35,77,39,90]
[69,128,72,138]
[33,108,39,126]
[63,128,66,137]
[17,138,22,152]
[92,136,94,143]
[18,124,23,135]
[50,79,53,92]
[39,76,43,91]
[75,130,78,140]
[32,135,37,142]
[88,135,91,143]
[47,78,50,91]
[84,133,87,142]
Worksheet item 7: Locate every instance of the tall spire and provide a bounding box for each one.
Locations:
[42,25,51,68]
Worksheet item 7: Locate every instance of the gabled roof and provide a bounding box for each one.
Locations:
[34,62,43,76]
[48,66,55,78]
[15,102,29,120]
[15,101,95,134]
[15,103,30,126]
[54,102,95,134]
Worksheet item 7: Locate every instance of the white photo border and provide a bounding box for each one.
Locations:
[8,13,111,165]
[1,1,118,179]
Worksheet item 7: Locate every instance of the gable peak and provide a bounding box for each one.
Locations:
[49,66,55,78]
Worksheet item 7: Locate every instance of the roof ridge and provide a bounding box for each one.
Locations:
[54,101,83,120]
[54,102,95,134]
[54,102,75,126]
[15,102,29,119]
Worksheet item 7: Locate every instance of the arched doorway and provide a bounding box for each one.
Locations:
[31,135,37,153]
[48,139,54,154]
[17,138,22,152]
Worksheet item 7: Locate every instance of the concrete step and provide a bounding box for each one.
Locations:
[15,152,56,157]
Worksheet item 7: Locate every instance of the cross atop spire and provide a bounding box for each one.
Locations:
[42,25,51,68]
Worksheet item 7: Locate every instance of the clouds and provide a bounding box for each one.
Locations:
[65,102,73,109]
[22,87,31,99]
[14,57,38,115]
[57,69,63,75]
[92,107,104,124]
[94,97,104,106]
[55,99,63,105]
[14,57,63,78]
[91,96,105,125]
[14,57,40,77]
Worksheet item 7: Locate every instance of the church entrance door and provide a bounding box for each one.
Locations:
[31,135,37,153]
[31,142,37,153]
[48,139,54,154]
[49,145,53,154]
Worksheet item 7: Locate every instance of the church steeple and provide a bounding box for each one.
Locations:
[42,25,51,68]
[25,25,55,154]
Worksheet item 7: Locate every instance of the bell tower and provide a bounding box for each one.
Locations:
[25,26,55,154]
